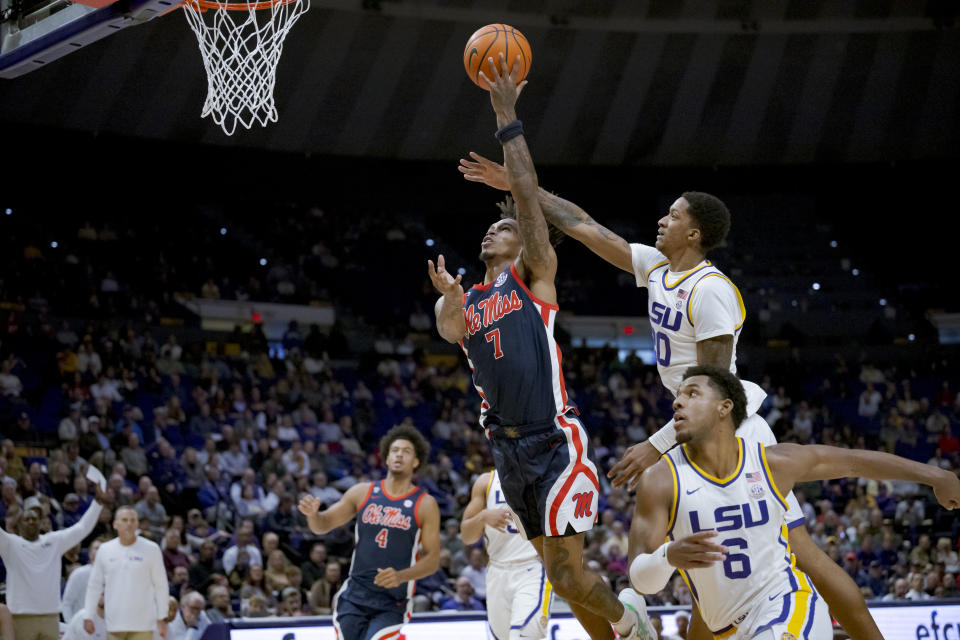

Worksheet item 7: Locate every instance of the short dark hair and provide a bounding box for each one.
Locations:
[681,365,747,427]
[497,196,565,248]
[379,424,430,471]
[681,191,730,253]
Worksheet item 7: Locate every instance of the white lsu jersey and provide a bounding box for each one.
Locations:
[663,437,824,637]
[484,471,539,566]
[630,243,769,417]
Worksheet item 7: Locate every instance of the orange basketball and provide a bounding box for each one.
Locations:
[463,24,532,90]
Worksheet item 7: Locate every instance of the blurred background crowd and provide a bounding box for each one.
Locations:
[0,187,958,635]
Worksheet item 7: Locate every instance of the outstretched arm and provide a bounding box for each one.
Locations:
[460,153,633,273]
[427,254,466,344]
[482,55,557,302]
[298,482,370,534]
[767,444,960,510]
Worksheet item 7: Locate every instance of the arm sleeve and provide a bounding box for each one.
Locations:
[61,569,83,621]
[688,276,743,341]
[84,551,105,619]
[152,545,170,620]
[57,501,103,553]
[0,525,11,555]
[629,243,668,288]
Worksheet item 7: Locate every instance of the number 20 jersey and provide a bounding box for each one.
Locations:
[663,437,818,634]
[460,264,574,430]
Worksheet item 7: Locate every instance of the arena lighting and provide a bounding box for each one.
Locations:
[4,208,10,215]
[259,258,268,266]
[830,240,837,248]
[852,268,860,276]
[812,282,821,291]
[909,334,916,341]
[457,268,466,275]
[50,241,58,248]
[879,298,888,306]
[220,227,227,236]
[425,239,435,247]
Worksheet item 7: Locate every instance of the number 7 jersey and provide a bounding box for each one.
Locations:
[460,264,575,430]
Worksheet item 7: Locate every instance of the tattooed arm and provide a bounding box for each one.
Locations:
[459,153,632,273]
[483,54,558,304]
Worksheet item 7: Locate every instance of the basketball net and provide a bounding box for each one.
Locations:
[181,0,308,135]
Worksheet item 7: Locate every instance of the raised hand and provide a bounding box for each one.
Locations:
[458,152,509,190]
[478,52,527,115]
[667,531,728,570]
[298,494,322,517]
[427,254,464,298]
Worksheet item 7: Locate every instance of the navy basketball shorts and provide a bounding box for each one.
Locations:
[333,582,410,640]
[490,412,600,539]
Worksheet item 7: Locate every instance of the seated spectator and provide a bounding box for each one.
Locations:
[187,540,223,594]
[239,564,268,613]
[135,486,168,540]
[204,585,234,623]
[301,543,327,589]
[169,566,190,600]
[221,522,262,574]
[936,537,960,573]
[264,550,291,596]
[906,572,931,600]
[440,577,484,611]
[163,528,193,580]
[59,407,87,443]
[245,594,269,618]
[167,591,210,640]
[309,472,342,507]
[278,586,307,617]
[882,578,909,601]
[219,440,248,480]
[282,439,310,478]
[459,548,487,600]
[307,561,342,615]
[120,433,148,480]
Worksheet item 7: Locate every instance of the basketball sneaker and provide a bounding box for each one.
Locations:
[617,588,655,640]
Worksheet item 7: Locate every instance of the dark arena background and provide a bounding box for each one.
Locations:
[1,1,959,639]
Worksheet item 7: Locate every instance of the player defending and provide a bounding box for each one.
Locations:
[429,54,651,640]
[298,425,440,640]
[629,365,960,639]
[461,469,553,640]
[459,132,882,640]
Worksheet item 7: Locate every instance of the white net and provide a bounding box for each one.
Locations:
[182,0,308,135]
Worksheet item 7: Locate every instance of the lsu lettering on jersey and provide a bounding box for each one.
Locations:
[346,481,426,604]
[484,470,539,565]
[663,438,827,638]
[630,243,747,397]
[461,264,574,429]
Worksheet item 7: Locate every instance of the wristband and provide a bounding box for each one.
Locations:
[629,541,675,594]
[647,419,678,455]
[494,120,524,144]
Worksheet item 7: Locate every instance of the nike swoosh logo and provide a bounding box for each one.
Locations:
[648,279,656,282]
[686,488,701,495]
[769,592,782,601]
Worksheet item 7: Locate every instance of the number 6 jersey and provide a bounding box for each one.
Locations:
[663,437,819,635]
[460,264,575,430]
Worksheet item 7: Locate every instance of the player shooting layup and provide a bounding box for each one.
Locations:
[430,54,652,640]
[629,365,960,639]
[461,469,554,640]
[298,425,440,640]
[459,139,883,640]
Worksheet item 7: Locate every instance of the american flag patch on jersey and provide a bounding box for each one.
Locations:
[745,472,762,483]
[677,289,688,300]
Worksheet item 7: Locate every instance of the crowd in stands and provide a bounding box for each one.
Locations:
[1,305,959,632]
[0,208,958,638]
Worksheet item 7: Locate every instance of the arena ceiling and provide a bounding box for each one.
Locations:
[1,0,958,166]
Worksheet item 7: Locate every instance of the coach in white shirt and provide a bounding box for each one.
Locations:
[0,488,103,640]
[84,506,169,640]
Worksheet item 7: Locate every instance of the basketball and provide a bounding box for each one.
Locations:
[463,24,532,90]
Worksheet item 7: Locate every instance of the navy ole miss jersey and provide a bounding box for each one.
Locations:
[460,264,575,430]
[348,480,427,602]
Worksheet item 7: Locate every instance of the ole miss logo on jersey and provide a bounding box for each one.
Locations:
[361,504,412,530]
[464,290,523,337]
